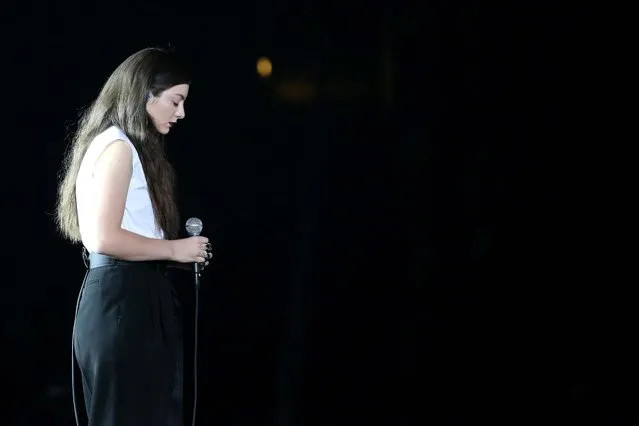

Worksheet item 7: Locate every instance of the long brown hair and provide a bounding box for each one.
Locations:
[56,47,190,242]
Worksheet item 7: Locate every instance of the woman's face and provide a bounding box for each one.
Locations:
[146,84,190,134]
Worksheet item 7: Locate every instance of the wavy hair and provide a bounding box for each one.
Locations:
[56,47,190,242]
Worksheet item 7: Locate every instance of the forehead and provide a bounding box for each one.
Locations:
[162,84,190,98]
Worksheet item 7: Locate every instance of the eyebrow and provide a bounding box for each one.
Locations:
[174,94,185,100]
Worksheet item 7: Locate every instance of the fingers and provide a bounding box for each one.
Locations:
[190,236,213,264]
[200,242,214,259]
[197,239,211,251]
[191,248,206,261]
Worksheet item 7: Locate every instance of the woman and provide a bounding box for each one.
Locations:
[55,47,211,425]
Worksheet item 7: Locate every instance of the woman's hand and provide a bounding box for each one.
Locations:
[168,242,214,271]
[170,236,210,263]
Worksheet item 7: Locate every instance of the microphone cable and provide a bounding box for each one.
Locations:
[71,272,89,426]
[184,217,208,426]
[71,249,90,426]
[192,245,213,426]
[191,271,200,426]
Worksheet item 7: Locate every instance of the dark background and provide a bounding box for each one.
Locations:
[2,2,627,425]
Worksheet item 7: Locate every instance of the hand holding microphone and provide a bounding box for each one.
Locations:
[170,236,210,263]
[170,218,213,268]
[185,217,213,275]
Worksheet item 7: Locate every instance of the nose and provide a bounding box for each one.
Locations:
[176,104,186,119]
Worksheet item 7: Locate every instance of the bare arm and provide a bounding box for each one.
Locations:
[87,140,175,261]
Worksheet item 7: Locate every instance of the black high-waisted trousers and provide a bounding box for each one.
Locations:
[72,254,183,426]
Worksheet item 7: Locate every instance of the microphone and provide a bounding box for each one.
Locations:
[185,217,203,276]
[185,217,203,426]
[186,217,203,237]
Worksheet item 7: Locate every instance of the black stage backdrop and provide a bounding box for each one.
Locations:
[2,2,622,425]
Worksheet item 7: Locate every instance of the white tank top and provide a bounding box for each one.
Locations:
[76,126,165,251]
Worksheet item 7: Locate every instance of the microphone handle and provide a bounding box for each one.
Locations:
[194,262,201,290]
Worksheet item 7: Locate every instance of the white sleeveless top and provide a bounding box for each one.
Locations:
[76,126,165,251]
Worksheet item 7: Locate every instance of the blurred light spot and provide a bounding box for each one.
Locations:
[257,57,272,77]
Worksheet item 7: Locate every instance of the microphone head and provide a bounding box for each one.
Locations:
[185,217,203,236]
